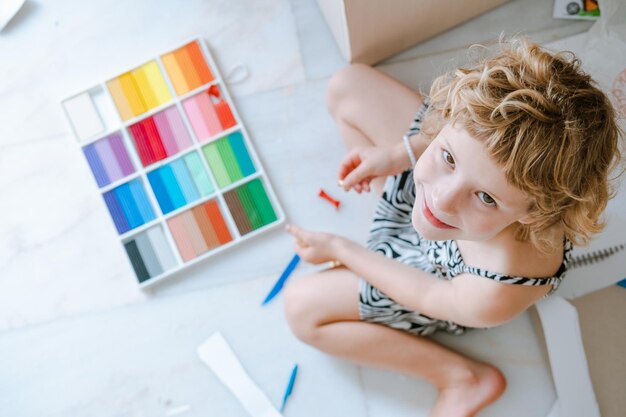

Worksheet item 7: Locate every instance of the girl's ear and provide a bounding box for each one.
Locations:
[518,214,533,225]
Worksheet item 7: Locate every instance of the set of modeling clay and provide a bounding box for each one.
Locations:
[62,39,284,286]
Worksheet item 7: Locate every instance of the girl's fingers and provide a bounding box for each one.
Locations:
[294,235,307,249]
[286,224,310,244]
[294,244,315,262]
[285,224,300,238]
[337,151,361,181]
[343,164,369,191]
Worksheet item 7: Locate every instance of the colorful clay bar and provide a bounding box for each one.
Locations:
[161,40,215,96]
[103,178,156,234]
[83,132,135,187]
[183,85,237,142]
[128,106,192,167]
[147,152,215,214]
[107,60,172,121]
[202,131,255,188]
[223,178,277,236]
[124,225,177,283]
[167,199,233,262]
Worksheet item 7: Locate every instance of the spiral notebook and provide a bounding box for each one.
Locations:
[569,243,625,269]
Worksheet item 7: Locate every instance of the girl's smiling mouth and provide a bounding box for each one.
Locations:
[422,198,456,229]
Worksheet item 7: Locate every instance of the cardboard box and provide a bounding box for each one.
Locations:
[570,286,625,417]
[316,0,510,65]
[532,285,626,417]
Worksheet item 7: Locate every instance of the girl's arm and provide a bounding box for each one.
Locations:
[338,132,430,192]
[287,223,550,328]
[333,238,549,328]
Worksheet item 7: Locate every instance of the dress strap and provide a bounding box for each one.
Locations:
[450,239,572,295]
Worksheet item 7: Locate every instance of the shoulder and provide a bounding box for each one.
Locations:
[449,232,565,327]
[448,273,549,327]
[458,232,565,279]
[501,237,564,278]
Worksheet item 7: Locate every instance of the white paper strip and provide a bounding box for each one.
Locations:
[198,332,282,417]
[535,297,599,417]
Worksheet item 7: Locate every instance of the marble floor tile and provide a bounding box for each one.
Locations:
[0,275,367,417]
[0,0,304,143]
[0,0,306,330]
[0,0,618,416]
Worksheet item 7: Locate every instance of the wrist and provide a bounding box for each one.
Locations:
[393,142,413,171]
[333,236,358,264]
[330,236,345,261]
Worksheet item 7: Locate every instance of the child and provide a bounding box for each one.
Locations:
[282,37,622,417]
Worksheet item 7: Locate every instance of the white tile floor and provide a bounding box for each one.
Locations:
[2,0,621,416]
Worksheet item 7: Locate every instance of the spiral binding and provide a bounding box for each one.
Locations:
[569,243,626,269]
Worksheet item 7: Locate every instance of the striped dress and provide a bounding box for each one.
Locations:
[358,101,573,336]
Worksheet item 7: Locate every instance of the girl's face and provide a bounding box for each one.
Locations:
[412,124,531,242]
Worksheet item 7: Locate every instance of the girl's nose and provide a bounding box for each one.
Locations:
[432,184,460,216]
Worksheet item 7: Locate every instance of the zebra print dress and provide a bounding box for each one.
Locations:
[358,102,573,336]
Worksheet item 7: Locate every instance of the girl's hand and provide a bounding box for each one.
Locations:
[286,224,344,265]
[338,144,408,193]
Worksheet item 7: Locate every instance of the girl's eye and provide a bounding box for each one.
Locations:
[442,150,455,166]
[477,191,496,207]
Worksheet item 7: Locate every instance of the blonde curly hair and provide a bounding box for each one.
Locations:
[421,37,623,253]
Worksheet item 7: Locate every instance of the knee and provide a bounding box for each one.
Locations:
[283,277,324,345]
[326,63,375,119]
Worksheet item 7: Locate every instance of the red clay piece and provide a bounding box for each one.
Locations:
[318,188,341,209]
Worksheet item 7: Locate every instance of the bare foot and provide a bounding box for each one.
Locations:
[429,364,506,417]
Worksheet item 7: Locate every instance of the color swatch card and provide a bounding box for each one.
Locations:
[62,39,284,286]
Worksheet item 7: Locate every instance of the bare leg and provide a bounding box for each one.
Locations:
[326,64,424,194]
[284,270,506,417]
